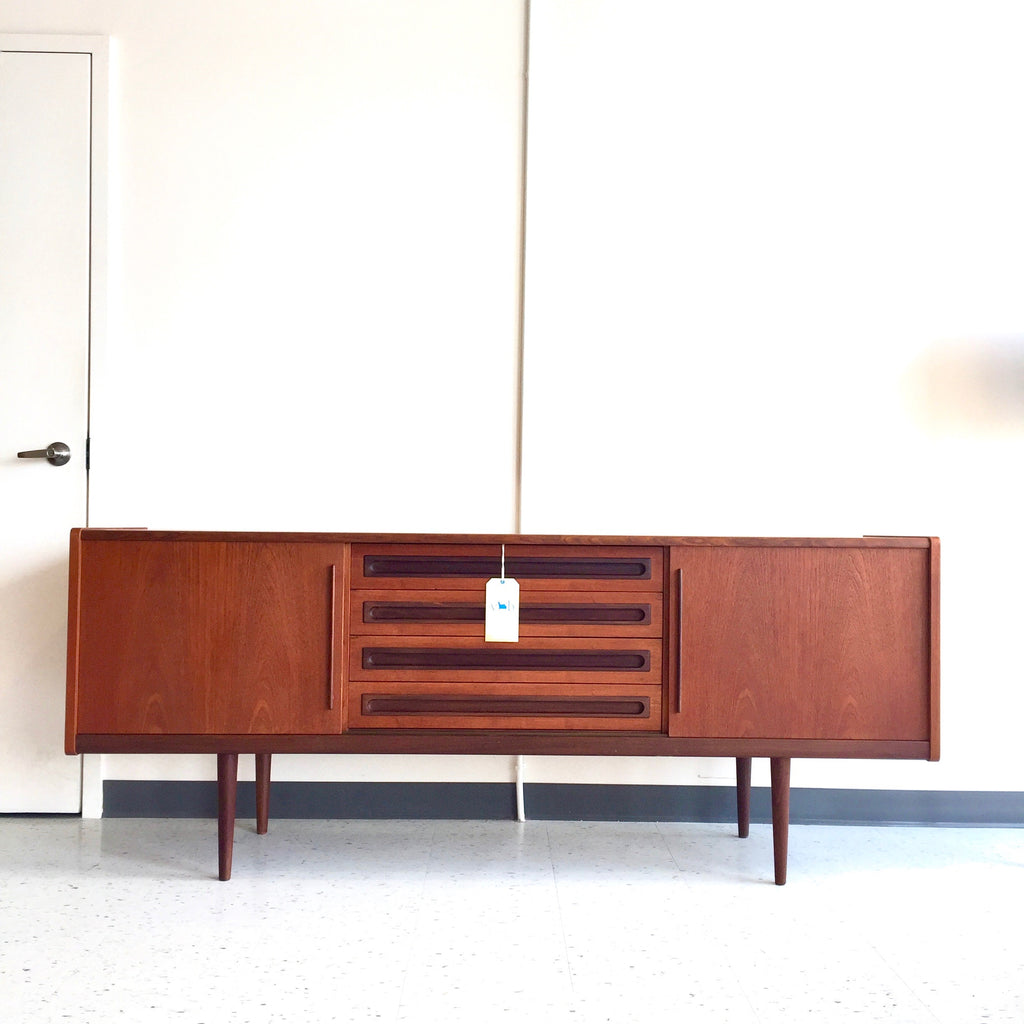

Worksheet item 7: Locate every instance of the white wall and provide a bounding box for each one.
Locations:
[0,0,527,788]
[522,0,1024,793]
[3,0,1022,798]
[94,1,524,536]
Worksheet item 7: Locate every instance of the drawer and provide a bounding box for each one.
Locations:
[349,635,662,684]
[350,543,663,592]
[346,681,662,732]
[351,589,663,638]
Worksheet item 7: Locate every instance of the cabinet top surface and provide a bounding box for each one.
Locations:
[72,529,935,548]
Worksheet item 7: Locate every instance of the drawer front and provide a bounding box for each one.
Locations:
[351,589,662,638]
[350,544,664,592]
[349,635,661,684]
[346,542,665,733]
[347,681,662,731]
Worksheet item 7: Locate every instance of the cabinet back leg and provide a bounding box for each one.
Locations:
[217,753,239,881]
[736,757,752,838]
[256,753,272,835]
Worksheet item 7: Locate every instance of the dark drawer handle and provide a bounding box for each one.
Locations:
[362,695,650,718]
[362,647,650,672]
[363,555,652,580]
[363,601,652,626]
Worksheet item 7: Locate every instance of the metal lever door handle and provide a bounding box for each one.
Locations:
[17,441,71,466]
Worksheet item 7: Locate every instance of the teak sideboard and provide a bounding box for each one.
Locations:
[65,530,940,883]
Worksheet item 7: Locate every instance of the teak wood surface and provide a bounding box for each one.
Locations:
[65,529,939,882]
[668,545,932,742]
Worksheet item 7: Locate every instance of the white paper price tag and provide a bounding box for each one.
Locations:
[485,576,520,642]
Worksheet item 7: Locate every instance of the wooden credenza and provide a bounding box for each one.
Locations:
[65,530,940,883]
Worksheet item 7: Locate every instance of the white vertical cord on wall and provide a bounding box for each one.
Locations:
[512,0,530,536]
[513,2,532,813]
[515,754,526,822]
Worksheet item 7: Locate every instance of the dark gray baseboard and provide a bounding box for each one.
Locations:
[103,781,516,821]
[102,780,1024,827]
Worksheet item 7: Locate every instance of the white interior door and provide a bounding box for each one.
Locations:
[0,46,92,811]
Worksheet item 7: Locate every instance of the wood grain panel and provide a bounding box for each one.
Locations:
[928,537,941,760]
[67,532,937,767]
[668,545,932,741]
[74,529,930,548]
[74,732,931,759]
[74,539,345,735]
[64,530,84,754]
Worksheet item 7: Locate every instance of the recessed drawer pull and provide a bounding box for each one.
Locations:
[361,647,650,672]
[363,555,652,580]
[361,695,650,717]
[363,601,651,626]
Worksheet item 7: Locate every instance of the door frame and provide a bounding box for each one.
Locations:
[1,34,107,816]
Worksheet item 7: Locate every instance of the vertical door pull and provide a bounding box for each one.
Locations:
[676,567,684,714]
[328,565,337,710]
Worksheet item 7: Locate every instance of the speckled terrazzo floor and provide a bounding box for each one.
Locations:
[0,818,1021,1023]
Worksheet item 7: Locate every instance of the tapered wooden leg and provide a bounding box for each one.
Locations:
[255,753,271,835]
[769,756,791,886]
[217,752,239,881]
[736,757,752,839]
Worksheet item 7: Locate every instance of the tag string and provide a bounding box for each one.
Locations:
[501,544,505,581]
